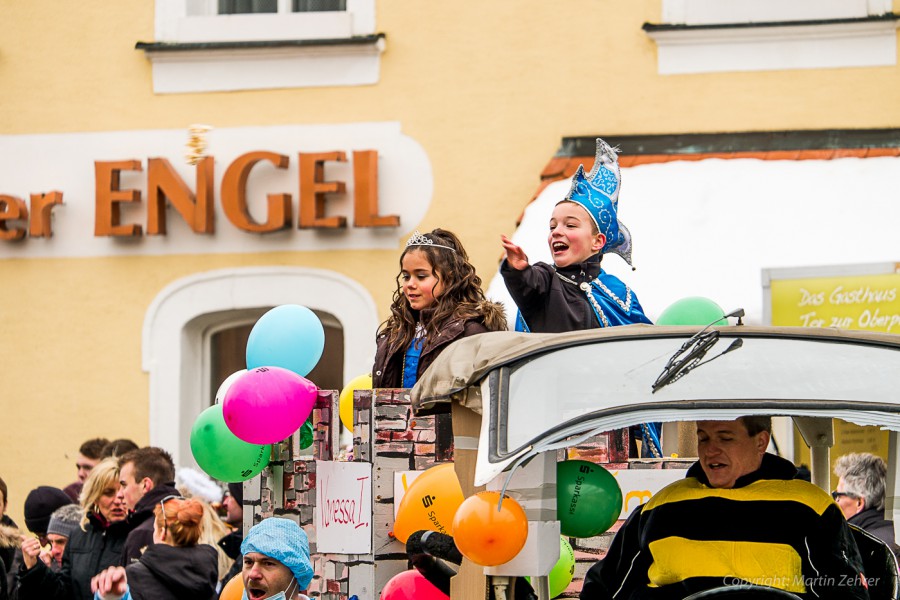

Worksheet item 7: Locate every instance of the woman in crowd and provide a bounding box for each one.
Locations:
[90,496,218,600]
[17,459,131,600]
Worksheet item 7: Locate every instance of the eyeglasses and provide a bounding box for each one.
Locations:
[832,491,858,501]
[157,495,185,538]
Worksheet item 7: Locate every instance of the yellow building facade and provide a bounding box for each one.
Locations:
[2,0,900,526]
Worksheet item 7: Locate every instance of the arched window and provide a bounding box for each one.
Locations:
[143,266,377,465]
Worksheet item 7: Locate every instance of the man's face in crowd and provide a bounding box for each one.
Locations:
[117,461,148,510]
[76,454,99,483]
[47,533,68,565]
[697,419,769,489]
[223,493,243,526]
[242,552,296,599]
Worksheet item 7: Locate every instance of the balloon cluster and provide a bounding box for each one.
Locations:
[190,305,325,482]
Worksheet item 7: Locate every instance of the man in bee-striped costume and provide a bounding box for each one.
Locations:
[581,417,870,600]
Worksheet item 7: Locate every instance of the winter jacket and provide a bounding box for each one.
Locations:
[849,508,899,553]
[372,300,508,389]
[122,483,180,565]
[0,523,18,595]
[580,454,870,600]
[125,543,218,600]
[16,512,132,600]
[0,518,16,575]
[500,254,651,333]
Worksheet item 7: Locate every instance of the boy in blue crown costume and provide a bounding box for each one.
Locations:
[501,138,660,456]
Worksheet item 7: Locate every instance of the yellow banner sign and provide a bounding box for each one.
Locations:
[771,272,900,332]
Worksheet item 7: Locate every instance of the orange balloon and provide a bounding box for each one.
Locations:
[451,491,528,567]
[220,573,244,600]
[394,464,465,544]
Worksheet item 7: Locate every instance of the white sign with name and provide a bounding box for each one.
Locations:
[315,460,373,554]
[613,468,688,519]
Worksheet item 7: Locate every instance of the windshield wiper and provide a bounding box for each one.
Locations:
[652,309,745,393]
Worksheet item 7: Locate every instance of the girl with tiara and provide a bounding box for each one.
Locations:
[372,228,507,389]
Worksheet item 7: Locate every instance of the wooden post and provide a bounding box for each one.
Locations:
[450,402,489,600]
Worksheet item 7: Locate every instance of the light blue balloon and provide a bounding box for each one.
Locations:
[246,305,325,377]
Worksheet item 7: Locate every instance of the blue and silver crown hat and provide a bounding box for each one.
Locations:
[562,138,633,267]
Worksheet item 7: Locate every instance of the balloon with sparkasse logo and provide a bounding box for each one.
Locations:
[222,366,317,445]
[557,459,622,538]
[393,464,464,544]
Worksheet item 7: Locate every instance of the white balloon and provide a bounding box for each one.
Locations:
[215,369,247,404]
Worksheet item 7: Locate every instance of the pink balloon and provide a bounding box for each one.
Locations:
[381,570,448,600]
[222,366,317,445]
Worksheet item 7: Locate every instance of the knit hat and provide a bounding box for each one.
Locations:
[47,504,83,539]
[227,482,243,505]
[241,518,313,590]
[24,486,73,534]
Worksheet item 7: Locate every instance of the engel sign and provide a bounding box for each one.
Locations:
[0,122,432,258]
[315,460,373,554]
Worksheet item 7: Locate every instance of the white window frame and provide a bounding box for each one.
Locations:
[159,0,374,43]
[647,0,899,75]
[142,266,378,466]
[661,0,891,26]
[143,0,382,93]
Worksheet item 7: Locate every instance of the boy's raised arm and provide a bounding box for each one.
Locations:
[500,234,529,271]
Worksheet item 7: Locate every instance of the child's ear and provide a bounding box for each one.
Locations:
[592,233,607,253]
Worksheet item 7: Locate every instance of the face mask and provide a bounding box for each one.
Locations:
[242,593,287,600]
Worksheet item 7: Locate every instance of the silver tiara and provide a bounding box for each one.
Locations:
[405,230,456,252]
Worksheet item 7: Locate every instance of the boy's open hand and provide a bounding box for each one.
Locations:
[501,235,529,270]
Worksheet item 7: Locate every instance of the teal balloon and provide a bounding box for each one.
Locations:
[557,460,622,538]
[656,296,727,326]
[299,418,314,450]
[246,305,325,377]
[190,404,271,482]
[526,536,575,598]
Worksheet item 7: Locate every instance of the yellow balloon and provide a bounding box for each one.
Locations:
[339,373,372,432]
[393,463,465,544]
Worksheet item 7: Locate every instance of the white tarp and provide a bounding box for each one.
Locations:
[487,156,900,326]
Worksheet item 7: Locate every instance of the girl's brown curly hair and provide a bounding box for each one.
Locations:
[378,229,491,353]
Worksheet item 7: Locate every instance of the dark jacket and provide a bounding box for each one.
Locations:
[217,529,242,590]
[0,522,18,595]
[581,454,869,600]
[849,508,899,553]
[500,255,650,333]
[123,482,180,565]
[372,300,507,389]
[0,518,16,575]
[16,512,132,600]
[126,543,218,600]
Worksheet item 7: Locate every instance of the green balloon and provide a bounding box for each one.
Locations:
[299,418,314,450]
[557,460,622,538]
[526,536,575,598]
[191,404,271,482]
[656,296,727,326]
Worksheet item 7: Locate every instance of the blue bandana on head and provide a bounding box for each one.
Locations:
[562,138,633,268]
[241,518,314,591]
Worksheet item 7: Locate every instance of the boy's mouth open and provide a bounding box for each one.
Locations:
[552,241,569,255]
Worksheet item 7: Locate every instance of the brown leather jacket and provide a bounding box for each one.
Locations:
[372,300,507,389]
